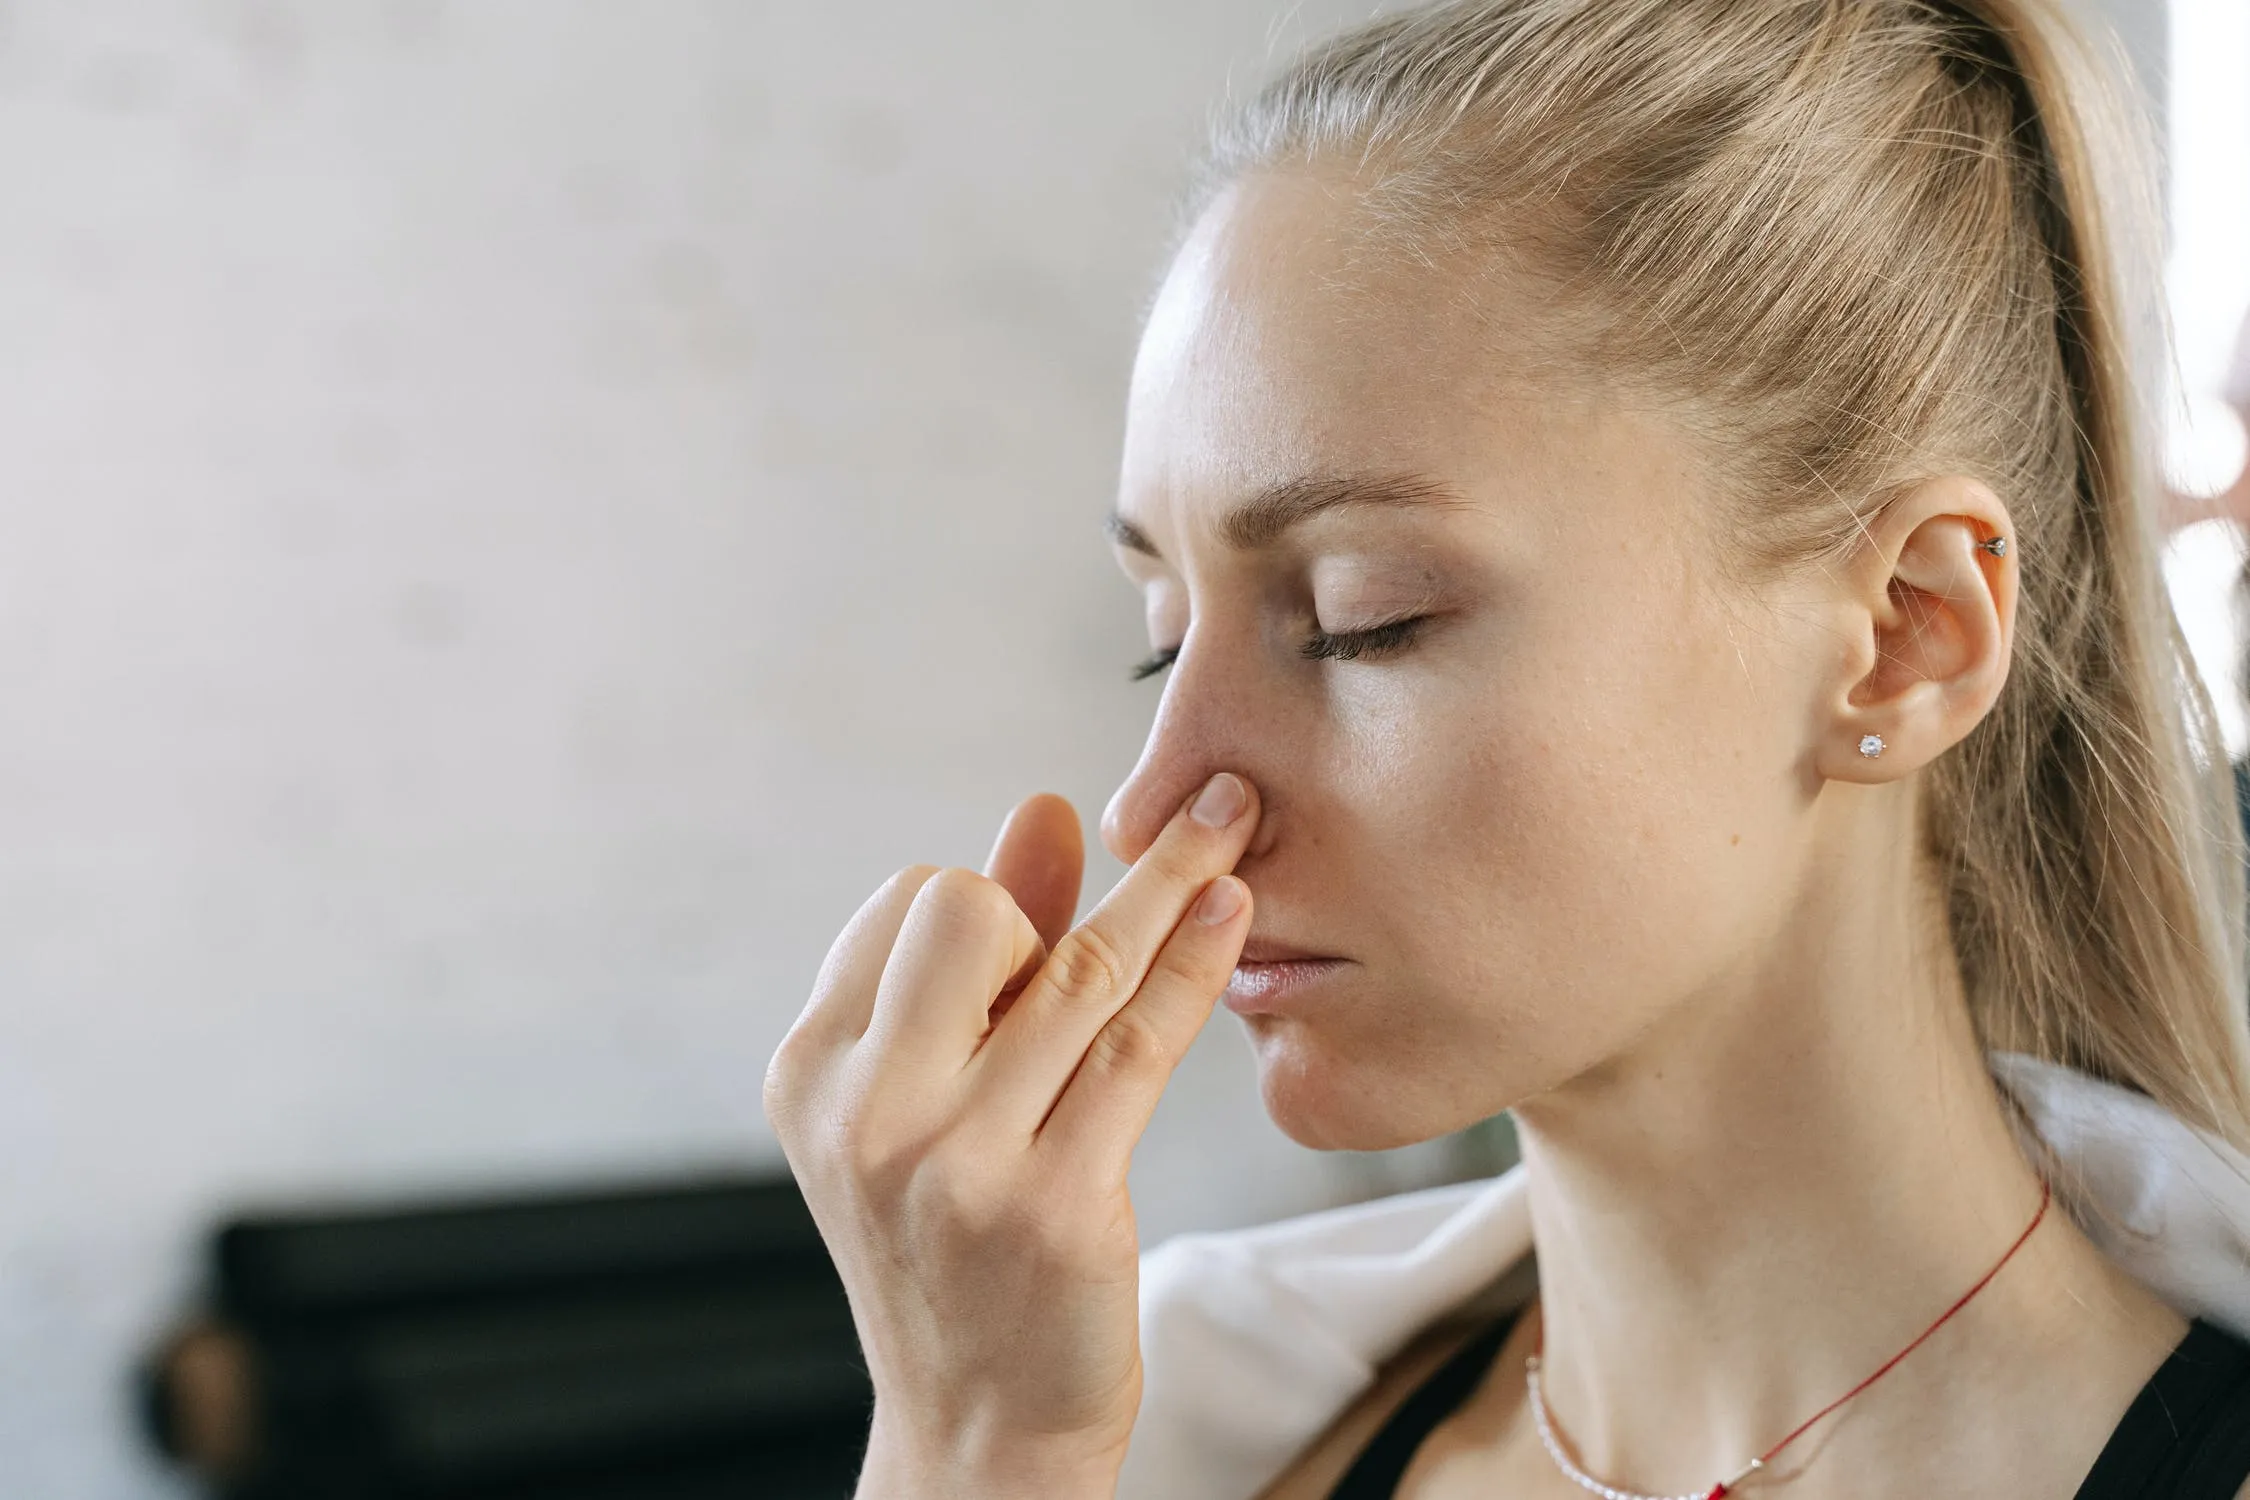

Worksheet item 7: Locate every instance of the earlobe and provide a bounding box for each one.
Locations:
[1821,476,2016,786]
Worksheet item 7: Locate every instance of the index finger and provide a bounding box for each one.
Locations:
[971,772,1258,1107]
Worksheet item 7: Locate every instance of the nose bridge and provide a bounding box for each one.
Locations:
[1102,635,1262,865]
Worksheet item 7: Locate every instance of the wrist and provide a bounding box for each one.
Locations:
[855,1410,1126,1500]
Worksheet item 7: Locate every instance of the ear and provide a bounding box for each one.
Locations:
[1820,475,2017,785]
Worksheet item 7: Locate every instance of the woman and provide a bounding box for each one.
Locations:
[762,1,2250,1496]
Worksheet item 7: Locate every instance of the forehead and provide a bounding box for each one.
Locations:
[1120,169,1543,517]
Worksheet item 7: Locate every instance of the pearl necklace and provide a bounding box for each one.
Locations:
[1526,1356,1763,1500]
[1519,1178,2051,1500]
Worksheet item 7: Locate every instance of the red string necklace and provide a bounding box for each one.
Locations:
[1524,1177,2052,1500]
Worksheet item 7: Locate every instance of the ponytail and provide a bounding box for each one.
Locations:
[1210,0,2250,1142]
[1918,0,2250,1143]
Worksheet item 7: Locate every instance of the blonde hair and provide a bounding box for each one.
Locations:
[1203,0,2250,1144]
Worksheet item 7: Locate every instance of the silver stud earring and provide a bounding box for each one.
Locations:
[1859,733,1886,758]
[1978,535,2007,557]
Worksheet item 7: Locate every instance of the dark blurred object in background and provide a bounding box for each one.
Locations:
[137,1175,868,1499]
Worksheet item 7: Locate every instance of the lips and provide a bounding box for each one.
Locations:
[1224,933,1348,1015]
[1235,935,1334,965]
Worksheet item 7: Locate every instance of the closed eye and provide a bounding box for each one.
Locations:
[1130,645,1180,682]
[1132,616,1430,680]
[1301,615,1428,661]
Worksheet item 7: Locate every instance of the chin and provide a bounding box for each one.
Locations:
[1241,1018,1475,1152]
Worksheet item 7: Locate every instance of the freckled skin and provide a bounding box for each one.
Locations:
[1100,169,1837,1151]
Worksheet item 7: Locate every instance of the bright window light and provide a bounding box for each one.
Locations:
[2160,0,2250,757]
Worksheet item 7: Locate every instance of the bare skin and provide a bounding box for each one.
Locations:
[768,160,2221,1500]
[1115,165,2192,1500]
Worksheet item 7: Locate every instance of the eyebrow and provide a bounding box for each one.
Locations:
[1105,471,1467,559]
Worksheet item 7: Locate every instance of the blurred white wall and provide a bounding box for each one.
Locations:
[0,3,1405,1493]
[0,0,2182,1494]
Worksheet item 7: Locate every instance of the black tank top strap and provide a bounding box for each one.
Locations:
[1325,1310,1520,1500]
[1325,1312,2250,1500]
[2073,1318,2250,1500]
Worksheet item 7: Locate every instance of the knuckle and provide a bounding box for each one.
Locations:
[1044,924,1132,1006]
[761,1044,799,1122]
[1086,1005,1171,1078]
[916,866,1015,934]
[886,862,943,894]
[1149,929,1228,992]
[762,1022,826,1129]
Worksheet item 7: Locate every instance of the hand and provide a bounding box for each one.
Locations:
[764,773,1260,1499]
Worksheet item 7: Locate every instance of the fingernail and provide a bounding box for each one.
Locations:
[1188,773,1247,829]
[1196,877,1246,925]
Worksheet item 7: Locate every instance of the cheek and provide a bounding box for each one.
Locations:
[1334,591,1804,1077]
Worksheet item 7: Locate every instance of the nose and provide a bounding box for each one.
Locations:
[1100,638,1269,866]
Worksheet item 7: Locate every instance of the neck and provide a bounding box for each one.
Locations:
[1509,785,2172,1492]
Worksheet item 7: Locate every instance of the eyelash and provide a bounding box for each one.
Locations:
[1129,616,1430,680]
[1130,647,1179,682]
[1301,615,1428,662]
